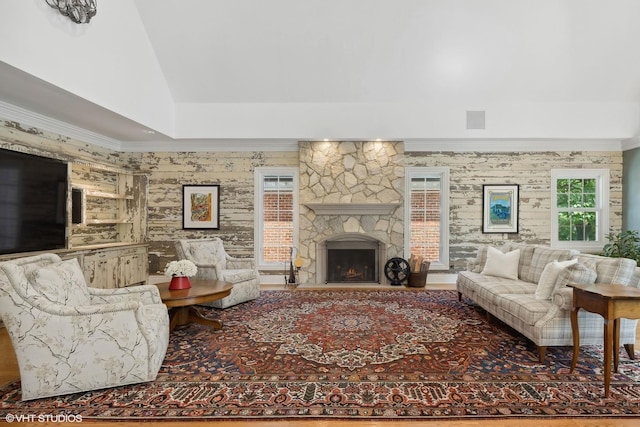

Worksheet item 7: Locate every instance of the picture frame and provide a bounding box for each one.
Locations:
[182,184,220,229]
[482,184,519,233]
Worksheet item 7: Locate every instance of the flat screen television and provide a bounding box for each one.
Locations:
[0,148,68,255]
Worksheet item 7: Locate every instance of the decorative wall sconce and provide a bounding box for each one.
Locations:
[46,0,97,24]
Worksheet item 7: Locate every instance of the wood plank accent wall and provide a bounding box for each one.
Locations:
[405,150,623,269]
[132,151,298,273]
[1,118,624,277]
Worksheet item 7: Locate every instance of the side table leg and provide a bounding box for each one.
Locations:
[613,318,621,372]
[603,319,613,397]
[570,306,580,373]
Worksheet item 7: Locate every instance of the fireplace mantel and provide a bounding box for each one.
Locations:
[304,203,401,215]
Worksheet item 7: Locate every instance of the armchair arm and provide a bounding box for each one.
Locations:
[89,284,163,305]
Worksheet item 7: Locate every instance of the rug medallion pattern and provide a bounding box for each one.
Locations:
[1,290,639,420]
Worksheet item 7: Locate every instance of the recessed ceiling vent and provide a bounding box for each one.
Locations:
[466,110,486,130]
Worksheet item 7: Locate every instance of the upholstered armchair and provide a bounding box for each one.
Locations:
[175,238,260,308]
[0,254,170,401]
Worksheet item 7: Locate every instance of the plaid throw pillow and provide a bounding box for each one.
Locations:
[552,261,597,295]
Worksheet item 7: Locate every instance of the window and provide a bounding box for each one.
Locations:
[254,167,299,269]
[551,169,609,251]
[404,167,450,270]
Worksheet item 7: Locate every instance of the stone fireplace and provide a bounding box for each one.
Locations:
[297,141,405,285]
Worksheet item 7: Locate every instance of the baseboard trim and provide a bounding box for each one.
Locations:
[259,273,458,286]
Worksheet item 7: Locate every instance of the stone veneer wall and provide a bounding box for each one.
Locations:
[298,141,405,285]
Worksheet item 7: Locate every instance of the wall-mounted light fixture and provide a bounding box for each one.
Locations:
[46,0,97,24]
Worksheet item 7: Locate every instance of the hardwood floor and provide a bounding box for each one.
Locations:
[2,284,639,426]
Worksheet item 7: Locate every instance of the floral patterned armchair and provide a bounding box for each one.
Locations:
[0,253,170,400]
[175,238,260,308]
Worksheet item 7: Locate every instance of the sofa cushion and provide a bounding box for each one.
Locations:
[481,247,520,280]
[528,247,578,284]
[498,294,553,326]
[535,259,577,300]
[28,258,91,306]
[463,272,536,305]
[502,243,537,283]
[470,246,490,273]
[574,254,637,285]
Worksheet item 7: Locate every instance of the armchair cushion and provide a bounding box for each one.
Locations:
[220,269,258,284]
[27,258,90,306]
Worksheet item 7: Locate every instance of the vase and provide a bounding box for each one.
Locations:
[169,276,191,290]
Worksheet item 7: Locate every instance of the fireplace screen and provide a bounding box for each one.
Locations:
[326,248,377,283]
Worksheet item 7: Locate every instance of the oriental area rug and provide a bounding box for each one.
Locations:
[1,289,640,421]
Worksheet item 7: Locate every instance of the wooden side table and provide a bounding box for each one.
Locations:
[156,279,233,331]
[569,282,640,397]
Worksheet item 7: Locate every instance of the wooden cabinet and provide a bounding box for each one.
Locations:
[67,244,148,289]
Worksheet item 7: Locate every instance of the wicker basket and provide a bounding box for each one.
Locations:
[407,261,430,287]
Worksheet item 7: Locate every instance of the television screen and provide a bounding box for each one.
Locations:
[0,149,68,255]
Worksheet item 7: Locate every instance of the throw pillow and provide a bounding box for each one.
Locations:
[28,258,91,306]
[481,246,520,280]
[534,259,577,300]
[553,262,597,293]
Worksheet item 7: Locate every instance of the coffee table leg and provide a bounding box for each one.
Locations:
[168,306,223,331]
[188,306,223,330]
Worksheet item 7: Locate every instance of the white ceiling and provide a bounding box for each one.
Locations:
[136,0,640,104]
[1,0,640,148]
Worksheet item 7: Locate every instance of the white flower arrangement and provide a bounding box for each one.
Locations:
[164,260,198,277]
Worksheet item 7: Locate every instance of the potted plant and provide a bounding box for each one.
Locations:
[602,230,640,265]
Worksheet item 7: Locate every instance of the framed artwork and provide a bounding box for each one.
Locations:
[182,185,220,229]
[482,184,519,233]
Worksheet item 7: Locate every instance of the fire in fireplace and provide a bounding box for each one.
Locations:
[325,238,380,284]
[327,249,376,283]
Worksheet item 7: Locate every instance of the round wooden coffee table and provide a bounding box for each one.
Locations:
[156,279,233,331]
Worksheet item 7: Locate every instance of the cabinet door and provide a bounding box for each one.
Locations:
[86,256,119,289]
[119,252,148,287]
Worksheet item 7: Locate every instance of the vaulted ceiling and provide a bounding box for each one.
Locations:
[1,0,639,150]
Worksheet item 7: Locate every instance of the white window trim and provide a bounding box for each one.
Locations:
[550,168,609,252]
[254,167,299,270]
[404,167,450,271]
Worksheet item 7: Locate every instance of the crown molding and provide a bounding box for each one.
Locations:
[404,139,624,152]
[0,101,123,151]
[122,139,300,152]
[622,137,640,151]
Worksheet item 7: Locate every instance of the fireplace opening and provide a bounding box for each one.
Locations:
[327,249,376,283]
[324,238,381,284]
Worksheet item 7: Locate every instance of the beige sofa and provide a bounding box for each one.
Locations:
[457,243,640,363]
